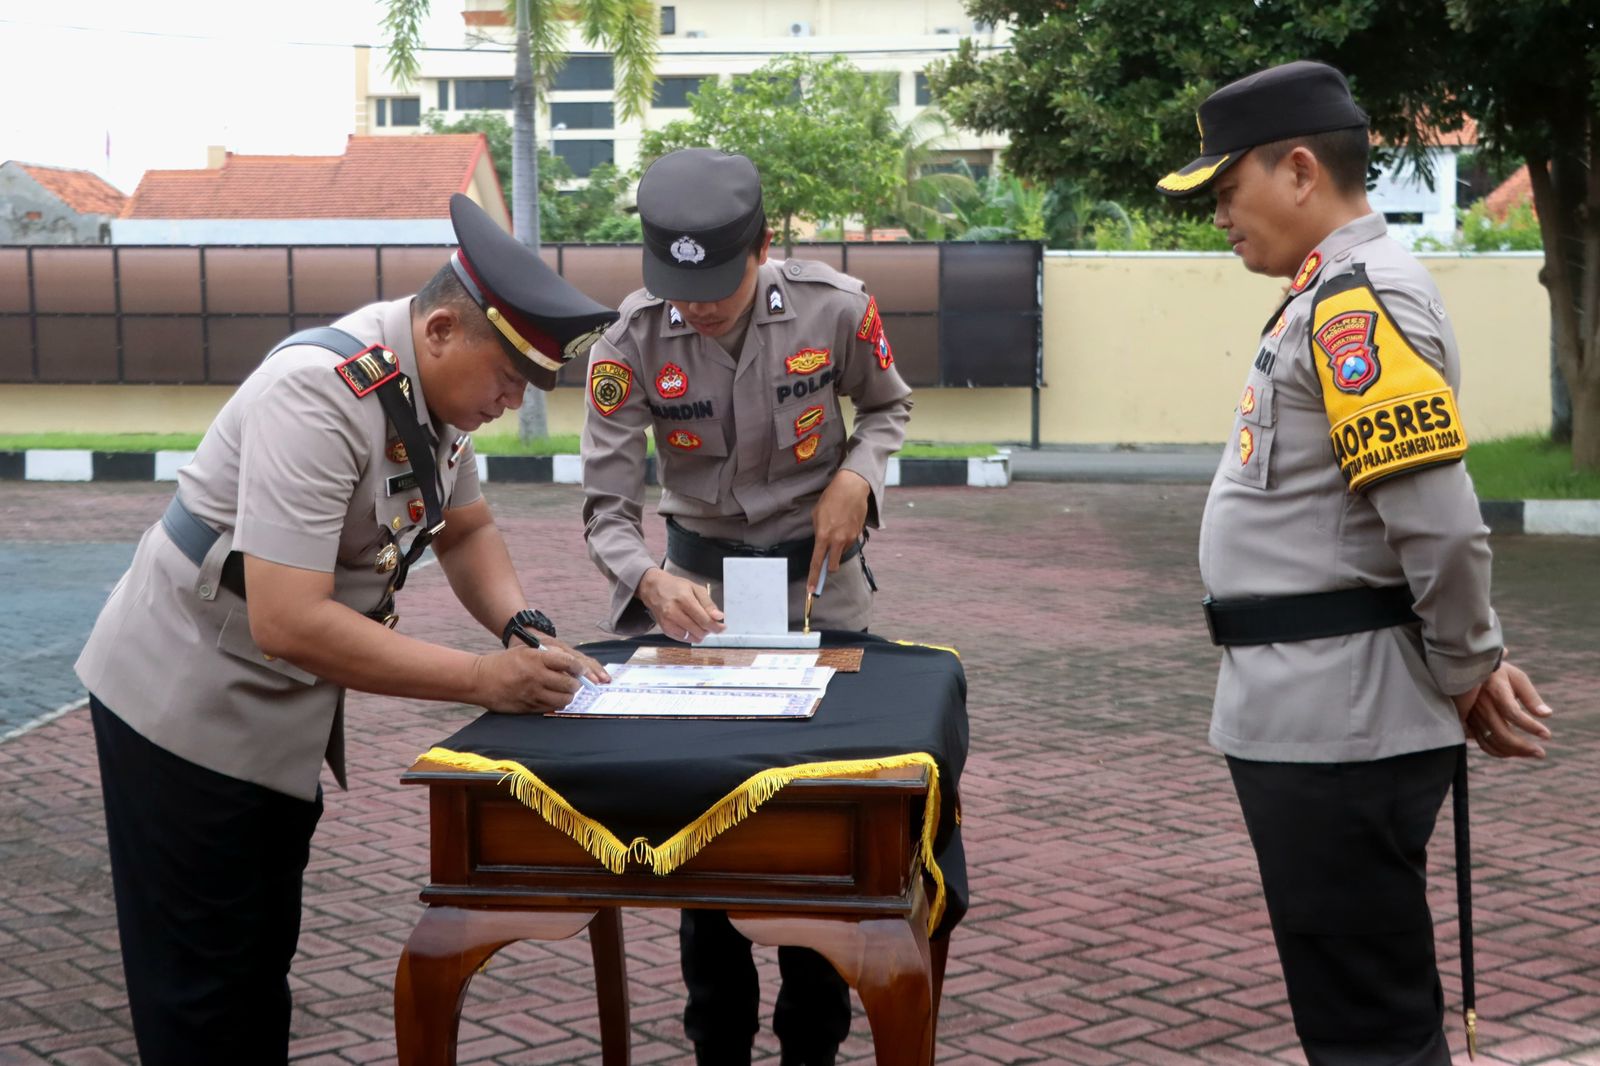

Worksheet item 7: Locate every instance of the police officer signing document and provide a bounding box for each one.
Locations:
[76,194,616,1065]
[580,149,913,1066]
[1160,62,1557,1064]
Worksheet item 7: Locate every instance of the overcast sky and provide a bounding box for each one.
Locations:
[0,0,468,193]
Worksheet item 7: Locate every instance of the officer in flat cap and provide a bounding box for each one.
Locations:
[1161,60,1556,1063]
[579,148,913,1066]
[75,193,617,1065]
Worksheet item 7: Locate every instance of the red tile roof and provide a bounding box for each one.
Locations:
[1485,166,1534,220]
[14,164,127,216]
[121,135,500,220]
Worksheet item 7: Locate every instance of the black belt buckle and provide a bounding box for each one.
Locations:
[1201,595,1221,646]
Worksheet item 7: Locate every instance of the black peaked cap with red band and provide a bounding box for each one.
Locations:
[447,193,618,390]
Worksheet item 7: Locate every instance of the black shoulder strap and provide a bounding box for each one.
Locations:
[271,328,446,577]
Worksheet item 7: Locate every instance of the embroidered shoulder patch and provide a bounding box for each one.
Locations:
[334,345,400,398]
[785,348,831,375]
[1311,268,1466,493]
[590,360,633,416]
[856,296,880,341]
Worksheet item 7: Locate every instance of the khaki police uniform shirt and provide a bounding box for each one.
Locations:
[75,299,480,801]
[581,258,913,634]
[1200,213,1502,762]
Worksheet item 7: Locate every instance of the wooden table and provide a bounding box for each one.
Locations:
[394,758,949,1066]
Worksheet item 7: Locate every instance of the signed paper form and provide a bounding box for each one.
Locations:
[551,663,837,720]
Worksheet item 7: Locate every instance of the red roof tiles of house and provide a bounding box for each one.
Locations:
[1485,166,1533,220]
[16,164,127,216]
[121,135,502,221]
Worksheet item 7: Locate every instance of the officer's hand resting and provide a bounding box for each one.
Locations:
[475,645,585,713]
[807,469,870,594]
[1452,659,1553,759]
[640,568,726,643]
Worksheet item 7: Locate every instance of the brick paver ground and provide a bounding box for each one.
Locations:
[0,480,1596,1065]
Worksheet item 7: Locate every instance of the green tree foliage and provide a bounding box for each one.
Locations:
[637,54,905,249]
[931,0,1600,469]
[1414,201,1543,253]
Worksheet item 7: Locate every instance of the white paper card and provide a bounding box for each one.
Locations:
[556,685,818,718]
[721,557,790,635]
[752,653,821,668]
[606,664,835,690]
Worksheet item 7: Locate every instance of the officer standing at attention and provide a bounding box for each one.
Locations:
[1158,61,1556,1064]
[75,194,616,1065]
[580,148,913,1065]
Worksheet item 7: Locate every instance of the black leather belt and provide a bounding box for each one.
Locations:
[1202,584,1418,646]
[665,517,861,584]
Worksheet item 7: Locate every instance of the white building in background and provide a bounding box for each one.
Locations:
[1367,124,1476,249]
[355,0,1010,195]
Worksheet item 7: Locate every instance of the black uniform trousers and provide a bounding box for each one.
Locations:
[681,909,850,1065]
[90,696,323,1066]
[1228,745,1461,1066]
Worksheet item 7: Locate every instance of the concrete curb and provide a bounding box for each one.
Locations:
[2,449,1014,490]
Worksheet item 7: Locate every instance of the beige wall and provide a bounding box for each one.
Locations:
[1,254,1551,445]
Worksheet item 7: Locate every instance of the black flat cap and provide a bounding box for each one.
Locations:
[1157,60,1369,198]
[636,149,766,302]
[447,193,618,390]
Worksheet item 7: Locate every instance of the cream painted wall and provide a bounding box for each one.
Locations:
[2,255,1551,445]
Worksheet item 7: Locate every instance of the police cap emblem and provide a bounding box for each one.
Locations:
[670,236,706,265]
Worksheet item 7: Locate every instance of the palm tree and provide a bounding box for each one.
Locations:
[383,0,657,438]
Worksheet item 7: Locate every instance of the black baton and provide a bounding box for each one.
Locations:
[1454,744,1477,1059]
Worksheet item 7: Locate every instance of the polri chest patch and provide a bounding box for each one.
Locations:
[656,363,688,399]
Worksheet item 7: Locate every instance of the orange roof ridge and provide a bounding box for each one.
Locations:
[15,162,127,216]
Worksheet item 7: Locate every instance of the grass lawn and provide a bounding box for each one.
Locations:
[1466,434,1600,500]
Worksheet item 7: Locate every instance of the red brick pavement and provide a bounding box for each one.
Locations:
[1,481,1597,1065]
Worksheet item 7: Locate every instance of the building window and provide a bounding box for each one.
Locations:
[660,6,676,34]
[553,56,614,91]
[1384,211,1425,225]
[374,98,388,126]
[391,97,421,126]
[554,139,615,177]
[455,78,513,110]
[915,73,933,106]
[437,80,450,111]
[653,75,705,109]
[551,101,614,129]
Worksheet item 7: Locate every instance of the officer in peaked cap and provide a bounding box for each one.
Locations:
[76,191,616,1064]
[449,192,617,389]
[580,147,915,1066]
[1161,60,1555,1064]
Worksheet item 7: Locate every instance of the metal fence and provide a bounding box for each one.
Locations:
[0,241,1041,391]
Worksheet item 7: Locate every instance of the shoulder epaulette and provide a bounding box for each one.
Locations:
[605,288,665,342]
[778,258,863,295]
[334,345,401,398]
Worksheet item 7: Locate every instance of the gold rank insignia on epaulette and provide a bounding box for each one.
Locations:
[334,345,401,397]
[1311,266,1467,493]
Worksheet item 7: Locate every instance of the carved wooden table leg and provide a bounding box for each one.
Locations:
[729,913,933,1066]
[589,907,631,1066]
[395,906,596,1066]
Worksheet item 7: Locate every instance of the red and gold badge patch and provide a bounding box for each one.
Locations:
[1239,386,1256,416]
[386,439,408,464]
[590,360,632,416]
[408,498,425,524]
[1291,251,1322,293]
[856,295,880,341]
[794,405,825,436]
[1315,309,1381,395]
[794,434,821,462]
[874,330,894,370]
[1238,426,1255,466]
[785,347,831,375]
[1269,312,1288,339]
[665,429,702,451]
[656,362,688,399]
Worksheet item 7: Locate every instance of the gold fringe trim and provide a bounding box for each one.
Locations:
[892,639,961,658]
[419,747,950,934]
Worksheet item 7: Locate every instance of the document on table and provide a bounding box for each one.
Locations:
[603,663,836,690]
[551,685,821,719]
